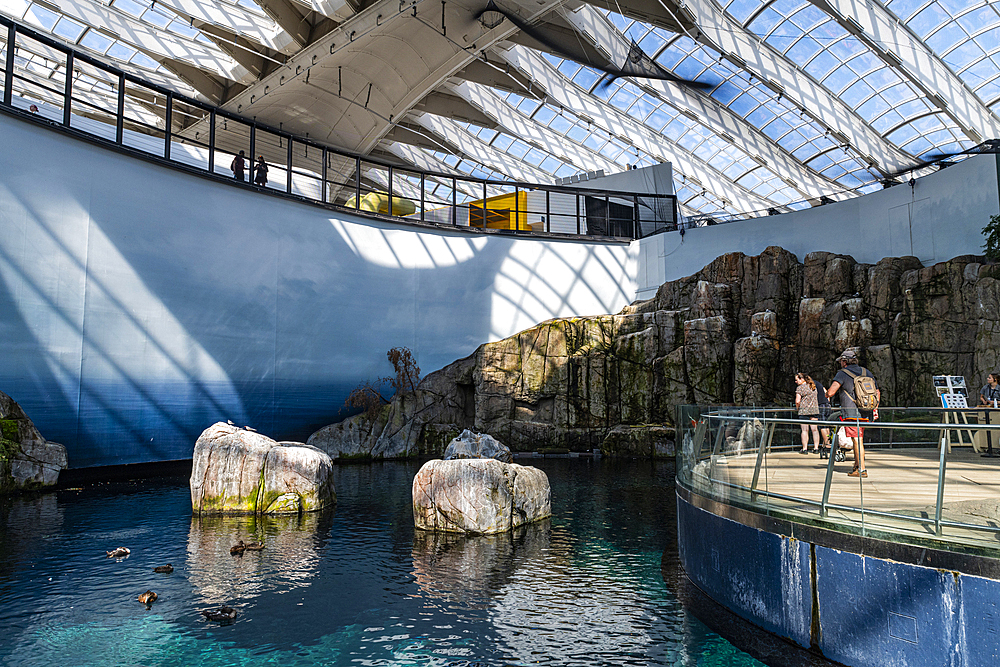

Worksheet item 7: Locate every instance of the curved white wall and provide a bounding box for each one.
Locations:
[0,113,636,466]
[634,155,1000,299]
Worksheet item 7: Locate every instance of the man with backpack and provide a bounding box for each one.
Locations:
[826,349,880,478]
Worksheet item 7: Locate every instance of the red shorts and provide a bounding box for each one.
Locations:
[840,416,869,438]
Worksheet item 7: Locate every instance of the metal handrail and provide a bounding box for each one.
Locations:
[681,405,1000,546]
[0,15,677,240]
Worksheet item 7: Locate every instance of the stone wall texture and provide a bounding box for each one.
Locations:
[308,247,1000,459]
[0,390,68,492]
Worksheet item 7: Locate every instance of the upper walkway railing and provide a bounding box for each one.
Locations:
[676,405,1000,557]
[0,15,676,241]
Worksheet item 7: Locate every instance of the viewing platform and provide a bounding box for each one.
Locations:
[676,406,1000,667]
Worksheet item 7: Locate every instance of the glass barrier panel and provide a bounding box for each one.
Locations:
[421,176,457,225]
[325,152,357,207]
[10,32,65,122]
[387,168,419,220]
[120,80,165,156]
[937,412,1000,550]
[356,161,390,213]
[546,191,581,235]
[68,58,118,141]
[521,188,549,233]
[454,177,481,228]
[168,98,211,171]
[0,27,8,98]
[212,116,251,180]
[250,128,285,191]
[289,139,322,199]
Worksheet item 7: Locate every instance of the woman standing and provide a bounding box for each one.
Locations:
[795,373,821,453]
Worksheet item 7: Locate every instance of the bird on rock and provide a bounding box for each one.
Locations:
[153,564,174,573]
[230,540,246,555]
[244,426,257,432]
[106,547,130,558]
[202,606,238,622]
[137,590,157,605]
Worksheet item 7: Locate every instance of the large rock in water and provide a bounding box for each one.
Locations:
[0,391,68,492]
[412,459,550,534]
[444,429,513,463]
[191,423,335,514]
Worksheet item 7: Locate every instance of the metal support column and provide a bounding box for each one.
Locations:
[115,73,124,143]
[420,173,425,221]
[935,431,949,536]
[545,190,550,232]
[4,23,16,106]
[208,109,216,173]
[164,91,172,159]
[354,156,361,208]
[321,148,327,202]
[286,137,293,193]
[387,165,394,217]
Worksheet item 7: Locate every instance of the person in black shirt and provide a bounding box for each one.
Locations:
[979,373,1000,457]
[826,350,879,478]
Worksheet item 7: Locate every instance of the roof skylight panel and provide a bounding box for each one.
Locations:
[23,2,58,31]
[51,16,85,43]
[724,0,769,25]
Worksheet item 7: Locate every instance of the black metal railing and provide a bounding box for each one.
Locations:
[0,15,677,240]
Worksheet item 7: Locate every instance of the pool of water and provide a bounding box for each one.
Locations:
[0,458,832,666]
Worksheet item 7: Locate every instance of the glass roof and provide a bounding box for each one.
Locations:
[2,0,997,218]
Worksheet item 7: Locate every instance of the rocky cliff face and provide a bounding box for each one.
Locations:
[0,391,68,492]
[308,246,1000,459]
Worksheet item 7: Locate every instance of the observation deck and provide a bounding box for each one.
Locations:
[675,406,1000,667]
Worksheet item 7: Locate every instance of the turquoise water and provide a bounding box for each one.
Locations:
[0,459,811,666]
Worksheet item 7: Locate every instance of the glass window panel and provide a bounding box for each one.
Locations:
[142,8,173,29]
[887,0,926,21]
[711,80,742,105]
[80,30,113,53]
[677,132,701,151]
[608,12,630,31]
[749,8,783,36]
[959,6,1000,34]
[478,128,498,142]
[866,67,901,91]
[895,98,930,119]
[656,46,685,71]
[944,41,985,70]
[524,148,546,166]
[113,0,146,17]
[492,134,514,151]
[821,163,847,179]
[610,85,638,110]
[107,42,136,61]
[857,94,891,121]
[841,80,875,108]
[828,36,865,61]
[824,64,857,94]
[645,108,671,131]
[766,25,798,53]
[663,118,688,141]
[786,36,822,65]
[583,133,605,151]
[507,140,530,158]
[725,0,765,24]
[131,52,159,70]
[804,50,840,80]
[872,110,904,134]
[881,83,914,105]
[52,17,86,42]
[628,95,655,120]
[566,124,588,142]
[533,106,556,125]
[558,60,581,78]
[903,135,934,156]
[728,92,758,117]
[746,104,776,127]
[737,171,762,189]
[638,30,667,54]
[549,115,572,134]
[674,55,707,81]
[887,123,920,146]
[24,4,59,30]
[939,0,977,14]
[910,4,951,38]
[554,164,576,178]
[572,67,601,90]
[762,116,793,140]
[539,156,561,173]
[927,22,967,55]
[808,153,834,171]
[976,79,1000,104]
[790,6,827,30]
[517,97,540,115]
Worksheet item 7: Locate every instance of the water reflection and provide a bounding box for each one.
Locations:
[0,493,64,580]
[186,510,334,604]
[410,520,551,609]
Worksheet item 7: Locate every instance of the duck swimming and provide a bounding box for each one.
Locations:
[106,547,130,558]
[153,564,174,573]
[230,540,246,555]
[137,590,157,604]
[202,606,238,622]
[244,542,264,551]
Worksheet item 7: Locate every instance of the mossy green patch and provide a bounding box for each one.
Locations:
[0,419,20,443]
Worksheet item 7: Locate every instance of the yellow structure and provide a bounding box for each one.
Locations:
[469,191,528,230]
[346,191,416,216]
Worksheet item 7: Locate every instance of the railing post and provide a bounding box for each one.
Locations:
[935,428,949,536]
[62,51,73,126]
[514,186,519,231]
[633,195,639,239]
[576,193,581,234]
[545,190,550,232]
[286,136,293,193]
[164,91,172,160]
[605,194,610,235]
[354,156,361,208]
[115,73,124,143]
[320,147,327,202]
[4,23,16,106]
[820,430,838,518]
[249,123,256,179]
[419,172,425,221]
[387,165,394,217]
[452,177,457,225]
[208,109,216,174]
[750,421,774,502]
[482,180,487,228]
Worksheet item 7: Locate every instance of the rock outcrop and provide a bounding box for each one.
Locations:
[191,422,335,514]
[310,247,1000,459]
[412,458,550,534]
[444,429,513,463]
[0,390,68,492]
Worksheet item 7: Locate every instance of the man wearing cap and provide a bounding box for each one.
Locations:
[826,350,879,478]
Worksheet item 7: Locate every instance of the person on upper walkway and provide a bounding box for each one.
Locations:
[231,150,246,181]
[979,373,1000,458]
[826,350,880,479]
